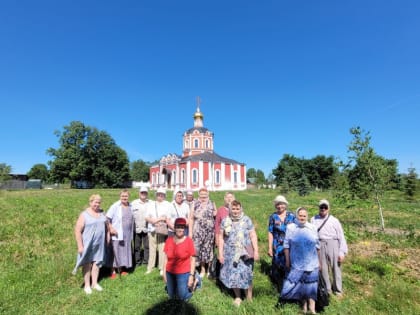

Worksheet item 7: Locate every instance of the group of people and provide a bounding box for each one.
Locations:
[73,187,192,293]
[73,189,136,293]
[268,195,348,314]
[72,189,347,313]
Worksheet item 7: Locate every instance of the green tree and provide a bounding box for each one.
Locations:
[346,126,397,230]
[279,176,290,194]
[27,164,49,182]
[0,163,12,184]
[305,155,338,190]
[273,154,303,191]
[273,154,337,192]
[47,121,130,188]
[247,168,257,179]
[404,167,417,199]
[255,169,266,187]
[130,159,150,182]
[297,173,311,196]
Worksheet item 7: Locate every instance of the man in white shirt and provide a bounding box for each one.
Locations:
[311,199,348,297]
[168,190,190,236]
[145,187,172,275]
[131,186,151,267]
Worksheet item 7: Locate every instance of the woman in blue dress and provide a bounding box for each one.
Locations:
[73,194,109,294]
[218,200,259,307]
[281,207,321,314]
[268,195,296,292]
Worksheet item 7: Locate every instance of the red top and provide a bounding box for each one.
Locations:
[164,236,195,274]
[214,205,229,235]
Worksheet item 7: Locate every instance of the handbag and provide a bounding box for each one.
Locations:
[155,222,168,236]
[245,243,254,259]
[316,273,330,312]
[208,253,220,279]
[154,203,168,236]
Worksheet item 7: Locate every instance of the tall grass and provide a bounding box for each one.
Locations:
[0,189,419,314]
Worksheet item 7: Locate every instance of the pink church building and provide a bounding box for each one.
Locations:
[149,106,247,191]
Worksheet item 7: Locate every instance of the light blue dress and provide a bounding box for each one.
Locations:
[281,222,320,301]
[219,215,254,289]
[72,210,107,274]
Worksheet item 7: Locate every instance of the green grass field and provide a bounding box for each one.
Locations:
[0,188,419,315]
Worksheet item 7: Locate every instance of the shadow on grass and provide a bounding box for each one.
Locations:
[260,258,284,293]
[144,298,201,315]
[213,278,236,299]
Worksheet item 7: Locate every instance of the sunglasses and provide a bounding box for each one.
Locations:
[175,225,185,229]
[319,206,328,210]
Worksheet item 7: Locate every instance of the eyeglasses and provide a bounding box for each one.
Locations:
[319,206,328,210]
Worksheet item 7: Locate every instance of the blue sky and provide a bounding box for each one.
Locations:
[1,0,419,177]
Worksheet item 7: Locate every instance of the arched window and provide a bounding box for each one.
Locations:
[172,171,176,185]
[181,169,185,184]
[205,139,209,148]
[194,139,199,148]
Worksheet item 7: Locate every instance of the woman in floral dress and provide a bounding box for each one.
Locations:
[189,187,216,277]
[268,195,296,292]
[218,200,259,306]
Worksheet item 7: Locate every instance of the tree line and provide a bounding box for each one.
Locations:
[1,121,150,188]
[1,121,418,203]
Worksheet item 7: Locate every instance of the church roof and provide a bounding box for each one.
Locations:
[181,151,243,165]
[184,127,212,135]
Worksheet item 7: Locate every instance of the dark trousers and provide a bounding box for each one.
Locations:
[272,261,286,293]
[134,231,149,265]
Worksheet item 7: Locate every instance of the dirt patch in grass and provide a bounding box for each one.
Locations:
[364,226,418,236]
[350,240,420,281]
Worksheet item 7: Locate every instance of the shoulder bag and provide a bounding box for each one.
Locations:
[155,203,168,236]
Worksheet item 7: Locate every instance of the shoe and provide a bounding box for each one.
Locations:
[121,271,128,276]
[159,270,163,276]
[335,292,344,299]
[84,287,92,295]
[233,298,241,307]
[93,284,103,291]
[195,275,202,289]
[145,270,152,275]
[110,273,117,280]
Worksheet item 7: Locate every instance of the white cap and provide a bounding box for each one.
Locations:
[319,199,330,207]
[139,186,148,193]
[273,195,289,205]
[156,187,166,195]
